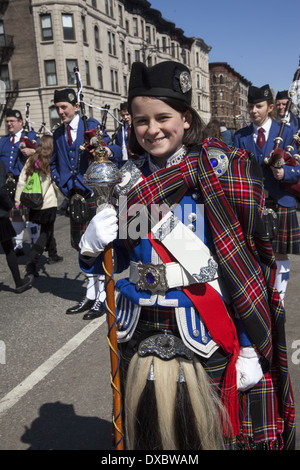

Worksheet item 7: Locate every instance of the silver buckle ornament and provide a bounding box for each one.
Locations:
[136,262,169,293]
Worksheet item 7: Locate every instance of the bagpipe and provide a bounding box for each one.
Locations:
[73,67,123,155]
[19,102,52,150]
[264,61,300,201]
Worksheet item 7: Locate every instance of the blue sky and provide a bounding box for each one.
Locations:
[148,0,300,94]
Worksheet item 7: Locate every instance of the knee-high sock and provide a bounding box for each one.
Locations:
[12,221,25,249]
[85,273,98,300]
[97,275,106,302]
[26,221,39,245]
[275,258,290,306]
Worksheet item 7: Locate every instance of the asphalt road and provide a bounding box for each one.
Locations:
[0,207,299,450]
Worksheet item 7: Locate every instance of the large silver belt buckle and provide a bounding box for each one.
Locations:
[136,262,169,293]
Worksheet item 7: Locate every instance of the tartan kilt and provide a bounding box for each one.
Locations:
[70,196,97,250]
[272,205,300,254]
[118,304,289,450]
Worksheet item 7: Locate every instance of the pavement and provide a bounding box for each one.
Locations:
[0,205,299,450]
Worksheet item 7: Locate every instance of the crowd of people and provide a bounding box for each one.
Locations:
[1,61,300,450]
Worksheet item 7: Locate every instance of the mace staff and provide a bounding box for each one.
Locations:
[83,128,124,450]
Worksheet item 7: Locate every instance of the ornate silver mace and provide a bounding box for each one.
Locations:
[83,128,124,449]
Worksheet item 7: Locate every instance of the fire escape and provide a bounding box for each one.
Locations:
[0,0,19,127]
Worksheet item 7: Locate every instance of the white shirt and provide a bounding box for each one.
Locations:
[65,114,79,144]
[11,129,23,144]
[253,118,272,144]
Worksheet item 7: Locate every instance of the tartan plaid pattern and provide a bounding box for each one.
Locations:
[124,138,295,448]
[272,205,300,254]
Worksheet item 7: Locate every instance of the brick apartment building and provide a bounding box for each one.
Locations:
[0,0,212,136]
[209,62,252,131]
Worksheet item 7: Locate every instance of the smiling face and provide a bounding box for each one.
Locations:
[248,100,274,127]
[6,117,23,135]
[276,98,289,118]
[131,96,191,167]
[55,101,79,124]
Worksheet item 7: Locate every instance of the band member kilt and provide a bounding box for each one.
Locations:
[70,196,96,250]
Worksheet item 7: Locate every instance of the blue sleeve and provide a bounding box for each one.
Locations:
[234,317,253,346]
[79,238,130,275]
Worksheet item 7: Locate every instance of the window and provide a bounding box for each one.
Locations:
[97,66,103,89]
[171,42,175,57]
[0,21,4,47]
[105,0,113,17]
[44,60,57,86]
[162,37,167,52]
[62,14,75,41]
[49,106,60,129]
[94,26,100,49]
[66,59,78,84]
[110,69,118,93]
[118,5,123,27]
[123,75,127,96]
[92,0,97,7]
[146,26,151,44]
[107,31,116,55]
[133,18,138,37]
[0,64,10,90]
[127,52,131,68]
[40,14,53,41]
[134,50,140,62]
[85,61,90,86]
[120,40,125,63]
[82,16,87,43]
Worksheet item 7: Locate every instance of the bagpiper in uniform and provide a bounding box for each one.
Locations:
[0,109,39,256]
[50,88,122,320]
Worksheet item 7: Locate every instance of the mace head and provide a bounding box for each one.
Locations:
[83,127,122,209]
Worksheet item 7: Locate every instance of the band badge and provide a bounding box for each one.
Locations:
[179,71,192,94]
[207,147,228,177]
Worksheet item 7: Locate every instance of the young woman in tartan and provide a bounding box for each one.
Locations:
[234,85,300,306]
[79,62,295,450]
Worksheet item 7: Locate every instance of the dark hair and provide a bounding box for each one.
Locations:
[202,118,222,140]
[128,96,205,155]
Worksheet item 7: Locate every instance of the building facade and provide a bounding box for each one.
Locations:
[0,0,212,136]
[209,62,251,131]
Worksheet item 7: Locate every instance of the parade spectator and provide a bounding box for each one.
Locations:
[15,135,63,278]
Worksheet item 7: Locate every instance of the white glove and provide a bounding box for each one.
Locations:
[79,207,118,257]
[236,346,263,392]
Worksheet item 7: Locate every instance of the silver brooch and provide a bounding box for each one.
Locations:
[179,71,192,94]
[68,92,75,102]
[207,147,228,177]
